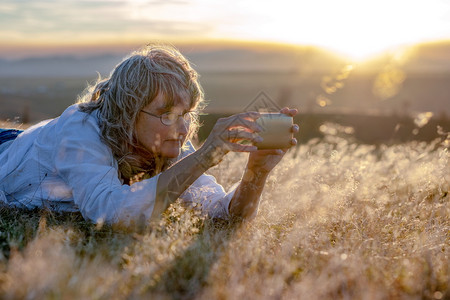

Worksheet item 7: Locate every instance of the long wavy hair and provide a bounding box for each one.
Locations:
[77,45,204,184]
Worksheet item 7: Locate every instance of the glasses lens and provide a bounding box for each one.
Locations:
[161,112,193,126]
[162,112,179,125]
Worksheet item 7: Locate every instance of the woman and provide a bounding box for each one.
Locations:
[0,45,299,226]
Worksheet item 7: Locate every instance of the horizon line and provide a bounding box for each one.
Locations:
[2,38,450,61]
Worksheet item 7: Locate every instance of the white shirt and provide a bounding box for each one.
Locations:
[0,104,235,225]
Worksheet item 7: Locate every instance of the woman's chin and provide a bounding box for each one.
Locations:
[160,146,181,158]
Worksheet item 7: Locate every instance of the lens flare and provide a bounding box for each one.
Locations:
[414,112,434,128]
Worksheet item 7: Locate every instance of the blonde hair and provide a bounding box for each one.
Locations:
[77,45,204,183]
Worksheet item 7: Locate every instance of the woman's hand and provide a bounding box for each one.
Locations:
[247,107,299,174]
[198,111,263,168]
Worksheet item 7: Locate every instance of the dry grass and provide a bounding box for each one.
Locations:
[0,120,31,130]
[0,127,448,299]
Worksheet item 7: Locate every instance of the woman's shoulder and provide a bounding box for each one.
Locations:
[4,104,99,145]
[19,104,103,151]
[48,104,101,137]
[60,104,99,126]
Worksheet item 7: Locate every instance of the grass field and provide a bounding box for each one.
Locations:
[0,129,448,299]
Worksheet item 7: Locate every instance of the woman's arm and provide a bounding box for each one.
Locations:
[229,108,299,219]
[228,166,270,219]
[152,147,216,219]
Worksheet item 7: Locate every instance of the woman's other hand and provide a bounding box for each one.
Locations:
[247,107,299,174]
[198,111,263,167]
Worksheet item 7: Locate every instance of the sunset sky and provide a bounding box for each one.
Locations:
[1,0,450,60]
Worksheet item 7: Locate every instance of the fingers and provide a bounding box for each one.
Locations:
[226,142,258,152]
[282,107,300,139]
[219,112,262,133]
[208,112,263,154]
[225,129,262,143]
[280,107,299,117]
[223,111,260,123]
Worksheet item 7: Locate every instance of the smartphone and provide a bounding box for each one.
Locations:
[254,113,293,149]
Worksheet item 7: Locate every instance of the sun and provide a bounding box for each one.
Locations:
[224,0,450,61]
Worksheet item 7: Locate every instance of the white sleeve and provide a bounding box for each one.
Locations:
[177,141,236,219]
[179,175,237,219]
[55,115,159,225]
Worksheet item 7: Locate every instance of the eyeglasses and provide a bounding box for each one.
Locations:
[141,110,194,126]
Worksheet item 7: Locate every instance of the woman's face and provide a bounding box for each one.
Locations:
[135,93,191,159]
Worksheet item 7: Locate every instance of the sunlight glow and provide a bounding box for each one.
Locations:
[217,0,450,60]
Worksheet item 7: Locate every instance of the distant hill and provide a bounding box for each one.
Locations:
[0,40,449,77]
[0,43,344,77]
[0,54,122,78]
[183,44,346,73]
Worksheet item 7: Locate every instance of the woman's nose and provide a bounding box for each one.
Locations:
[177,118,189,135]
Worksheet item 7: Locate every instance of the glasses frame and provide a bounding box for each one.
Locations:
[141,110,194,126]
